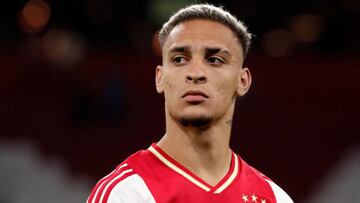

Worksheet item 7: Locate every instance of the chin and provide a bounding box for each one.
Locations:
[178,115,213,128]
[168,105,214,127]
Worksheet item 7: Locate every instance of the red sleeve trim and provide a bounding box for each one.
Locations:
[87,163,135,203]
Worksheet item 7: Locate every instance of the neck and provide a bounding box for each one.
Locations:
[157,109,234,186]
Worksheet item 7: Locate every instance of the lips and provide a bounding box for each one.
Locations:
[182,90,209,103]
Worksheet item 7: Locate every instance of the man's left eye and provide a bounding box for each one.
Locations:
[207,57,224,65]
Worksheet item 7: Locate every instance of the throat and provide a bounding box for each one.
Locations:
[158,134,233,186]
[194,152,233,186]
[160,114,234,186]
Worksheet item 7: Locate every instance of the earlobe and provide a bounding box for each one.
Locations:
[155,65,164,94]
[236,67,252,96]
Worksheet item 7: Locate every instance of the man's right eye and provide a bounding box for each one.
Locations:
[172,56,187,65]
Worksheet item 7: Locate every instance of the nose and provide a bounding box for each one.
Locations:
[185,63,207,84]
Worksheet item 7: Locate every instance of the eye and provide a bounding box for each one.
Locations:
[207,56,225,66]
[171,56,188,65]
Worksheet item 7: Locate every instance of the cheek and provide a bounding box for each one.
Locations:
[163,75,175,97]
[163,70,179,89]
[216,87,235,103]
[215,78,238,99]
[163,74,179,102]
[163,81,172,100]
[165,80,173,89]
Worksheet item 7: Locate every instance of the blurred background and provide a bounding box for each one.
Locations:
[0,0,359,202]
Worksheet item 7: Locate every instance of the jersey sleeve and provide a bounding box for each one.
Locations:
[265,179,294,203]
[249,165,294,203]
[86,163,156,203]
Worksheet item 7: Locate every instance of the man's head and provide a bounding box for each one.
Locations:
[158,4,252,58]
[155,4,252,128]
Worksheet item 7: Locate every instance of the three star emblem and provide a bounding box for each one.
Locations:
[242,194,267,202]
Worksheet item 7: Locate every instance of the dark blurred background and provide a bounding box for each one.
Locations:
[0,0,359,202]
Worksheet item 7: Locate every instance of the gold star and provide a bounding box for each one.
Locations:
[261,199,266,203]
[251,194,258,202]
[242,194,249,202]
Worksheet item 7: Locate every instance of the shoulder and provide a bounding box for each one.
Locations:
[239,156,294,203]
[264,179,294,203]
[87,152,156,203]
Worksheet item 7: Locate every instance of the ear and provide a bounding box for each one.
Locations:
[236,67,252,96]
[155,65,164,94]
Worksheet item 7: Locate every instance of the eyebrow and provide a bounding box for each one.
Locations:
[204,48,231,58]
[168,46,190,54]
[168,46,231,57]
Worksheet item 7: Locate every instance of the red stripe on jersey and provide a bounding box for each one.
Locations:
[87,168,117,203]
[87,164,126,203]
[101,169,136,203]
[87,163,132,203]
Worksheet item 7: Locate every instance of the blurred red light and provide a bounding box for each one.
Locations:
[18,0,51,33]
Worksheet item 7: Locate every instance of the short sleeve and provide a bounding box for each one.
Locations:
[107,174,156,203]
[265,180,294,203]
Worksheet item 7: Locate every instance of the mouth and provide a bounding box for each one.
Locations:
[182,90,209,103]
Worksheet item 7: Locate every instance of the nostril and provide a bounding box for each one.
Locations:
[186,75,206,83]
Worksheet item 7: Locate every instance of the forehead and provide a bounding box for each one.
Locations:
[163,19,243,56]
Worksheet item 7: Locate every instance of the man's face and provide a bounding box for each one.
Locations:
[156,19,251,125]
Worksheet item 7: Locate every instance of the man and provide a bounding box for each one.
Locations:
[87,4,293,203]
